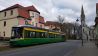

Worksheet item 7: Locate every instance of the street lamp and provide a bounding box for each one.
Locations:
[80,22,84,46]
[76,17,83,46]
[76,19,79,22]
[76,19,79,39]
[81,26,84,46]
[74,18,79,40]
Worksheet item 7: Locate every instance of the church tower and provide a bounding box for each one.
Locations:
[81,5,86,27]
[80,5,87,41]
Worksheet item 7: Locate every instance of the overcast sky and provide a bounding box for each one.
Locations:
[0,0,97,26]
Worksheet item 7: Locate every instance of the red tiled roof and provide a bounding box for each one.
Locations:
[45,21,60,26]
[24,6,40,13]
[0,4,23,12]
[18,8,30,19]
[0,4,40,19]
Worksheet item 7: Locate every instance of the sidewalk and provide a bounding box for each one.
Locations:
[71,41,98,56]
[0,41,9,47]
[0,41,10,51]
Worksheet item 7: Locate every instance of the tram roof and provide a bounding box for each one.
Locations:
[13,25,63,33]
[13,25,48,30]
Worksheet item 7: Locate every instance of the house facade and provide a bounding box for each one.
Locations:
[95,3,98,40]
[0,4,45,40]
[45,21,61,32]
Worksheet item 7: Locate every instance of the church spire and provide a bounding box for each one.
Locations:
[81,5,85,18]
[80,5,86,27]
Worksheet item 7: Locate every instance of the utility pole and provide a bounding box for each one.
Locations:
[76,18,79,39]
[81,27,83,46]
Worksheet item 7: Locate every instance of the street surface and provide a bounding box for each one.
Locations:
[0,40,81,56]
[71,41,98,56]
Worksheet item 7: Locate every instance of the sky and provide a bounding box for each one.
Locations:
[0,0,97,26]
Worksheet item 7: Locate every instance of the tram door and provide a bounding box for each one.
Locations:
[11,27,23,39]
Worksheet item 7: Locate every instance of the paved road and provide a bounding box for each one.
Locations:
[0,40,81,56]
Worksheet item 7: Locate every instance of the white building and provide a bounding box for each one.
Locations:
[0,4,45,40]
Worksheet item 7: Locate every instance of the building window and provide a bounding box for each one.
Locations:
[32,13,34,18]
[4,12,6,17]
[32,22,34,26]
[11,10,13,15]
[36,23,37,27]
[50,25,52,28]
[40,25,42,28]
[4,21,6,27]
[3,31,5,36]
[25,20,28,25]
[32,16,34,18]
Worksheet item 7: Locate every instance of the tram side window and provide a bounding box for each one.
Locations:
[35,32,45,38]
[28,31,30,38]
[36,32,40,38]
[40,32,45,38]
[43,33,46,38]
[39,32,42,38]
[30,32,32,38]
[41,33,43,38]
[25,30,27,38]
[53,34,55,38]
[27,31,29,38]
[55,34,57,38]
[33,32,35,38]
[44,32,47,38]
[49,34,54,38]
[25,30,29,38]
[58,35,60,38]
[57,35,61,38]
[30,31,35,38]
[49,34,51,38]
[25,31,35,38]
[49,34,52,38]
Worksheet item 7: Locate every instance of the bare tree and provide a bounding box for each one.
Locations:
[57,15,65,32]
[57,15,65,24]
[63,23,80,39]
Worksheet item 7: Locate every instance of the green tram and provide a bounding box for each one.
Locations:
[10,25,65,46]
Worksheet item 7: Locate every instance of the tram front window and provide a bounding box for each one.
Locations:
[11,27,23,39]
